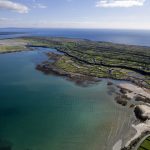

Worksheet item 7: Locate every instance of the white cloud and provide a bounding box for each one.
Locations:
[33,3,47,9]
[0,17,8,21]
[0,17,18,24]
[0,0,29,13]
[96,0,146,8]
[1,19,150,30]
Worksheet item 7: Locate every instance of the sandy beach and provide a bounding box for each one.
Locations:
[118,83,150,99]
[110,81,150,150]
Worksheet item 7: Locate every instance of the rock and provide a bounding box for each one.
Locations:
[119,87,132,94]
[121,94,131,101]
[135,95,150,104]
[107,81,113,86]
[129,104,135,108]
[115,95,128,106]
[120,88,128,94]
[134,105,150,121]
[114,92,132,106]
[117,99,128,106]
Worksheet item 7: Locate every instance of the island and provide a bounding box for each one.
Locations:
[0,36,150,150]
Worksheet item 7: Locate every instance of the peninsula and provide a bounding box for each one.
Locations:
[0,36,149,87]
[1,36,149,88]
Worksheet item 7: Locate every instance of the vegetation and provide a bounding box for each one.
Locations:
[0,45,26,53]
[0,36,150,88]
[0,39,28,53]
[22,36,150,75]
[138,136,150,150]
[21,36,150,88]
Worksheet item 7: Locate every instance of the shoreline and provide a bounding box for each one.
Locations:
[37,57,150,150]
[0,36,150,150]
[0,36,149,89]
[36,51,150,89]
[108,81,150,150]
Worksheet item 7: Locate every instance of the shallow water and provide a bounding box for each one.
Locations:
[0,48,127,150]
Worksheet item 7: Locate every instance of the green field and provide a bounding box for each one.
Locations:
[22,36,150,89]
[0,36,150,88]
[138,136,150,150]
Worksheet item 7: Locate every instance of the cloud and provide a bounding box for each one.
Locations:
[0,17,8,21]
[0,0,29,13]
[96,0,146,8]
[0,17,18,23]
[33,3,47,9]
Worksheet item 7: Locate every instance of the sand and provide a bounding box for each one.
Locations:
[0,39,27,47]
[113,140,122,150]
[126,120,150,147]
[113,82,150,149]
[118,82,150,99]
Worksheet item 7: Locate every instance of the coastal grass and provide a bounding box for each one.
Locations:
[21,36,150,75]
[55,55,136,80]
[19,36,150,88]
[1,36,150,88]
[0,39,29,53]
[0,45,27,53]
[138,136,150,150]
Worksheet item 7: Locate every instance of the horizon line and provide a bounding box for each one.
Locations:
[0,27,150,31]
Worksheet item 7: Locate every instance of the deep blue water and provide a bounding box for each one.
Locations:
[1,28,150,46]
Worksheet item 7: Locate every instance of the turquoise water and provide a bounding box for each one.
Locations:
[0,48,120,150]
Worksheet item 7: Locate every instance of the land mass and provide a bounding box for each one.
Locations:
[1,36,149,88]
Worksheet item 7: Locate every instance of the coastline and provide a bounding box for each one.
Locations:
[109,81,150,150]
[0,36,150,150]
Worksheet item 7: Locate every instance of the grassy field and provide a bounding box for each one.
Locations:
[138,136,150,150]
[21,36,150,88]
[0,36,150,88]
[22,36,150,75]
[0,39,28,53]
[0,45,27,53]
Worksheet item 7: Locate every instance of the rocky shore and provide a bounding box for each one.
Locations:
[107,81,150,150]
[36,62,101,87]
[36,51,150,89]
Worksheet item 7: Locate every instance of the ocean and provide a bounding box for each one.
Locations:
[1,28,150,46]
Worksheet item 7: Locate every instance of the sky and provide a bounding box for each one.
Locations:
[0,0,150,29]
